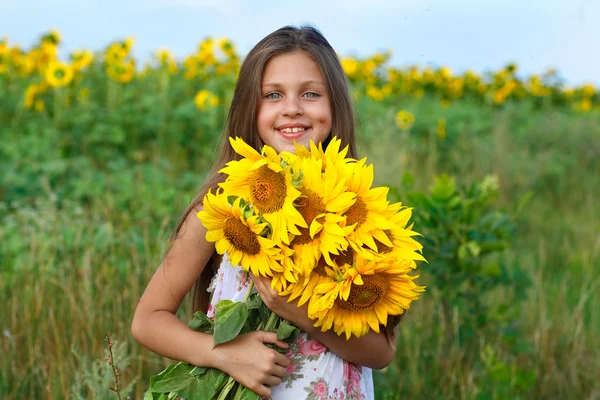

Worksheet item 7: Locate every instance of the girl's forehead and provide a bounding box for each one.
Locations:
[262,51,326,86]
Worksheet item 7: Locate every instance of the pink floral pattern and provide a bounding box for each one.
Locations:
[209,254,375,399]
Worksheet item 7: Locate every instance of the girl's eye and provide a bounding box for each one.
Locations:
[265,92,282,99]
[303,92,319,98]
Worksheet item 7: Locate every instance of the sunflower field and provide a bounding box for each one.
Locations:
[1,31,599,399]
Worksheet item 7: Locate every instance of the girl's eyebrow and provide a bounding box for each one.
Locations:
[262,79,326,89]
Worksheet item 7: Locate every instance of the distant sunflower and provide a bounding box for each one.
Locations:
[311,256,425,339]
[290,156,356,273]
[45,61,74,87]
[220,137,307,245]
[197,191,283,277]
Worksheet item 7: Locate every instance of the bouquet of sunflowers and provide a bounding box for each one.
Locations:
[145,137,425,400]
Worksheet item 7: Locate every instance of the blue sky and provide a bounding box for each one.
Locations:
[2,0,598,86]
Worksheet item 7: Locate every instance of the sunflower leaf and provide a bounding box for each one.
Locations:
[276,319,299,341]
[213,300,249,346]
[188,311,214,334]
[237,386,262,400]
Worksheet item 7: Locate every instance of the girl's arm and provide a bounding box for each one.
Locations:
[252,274,398,370]
[131,209,290,398]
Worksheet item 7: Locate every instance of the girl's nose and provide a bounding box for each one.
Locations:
[282,97,303,117]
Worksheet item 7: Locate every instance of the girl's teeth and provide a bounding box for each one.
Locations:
[280,127,306,133]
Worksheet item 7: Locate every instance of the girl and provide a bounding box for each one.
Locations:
[132,25,399,400]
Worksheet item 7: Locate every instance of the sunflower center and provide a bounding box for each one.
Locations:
[223,217,261,255]
[332,250,354,267]
[336,274,389,311]
[292,188,326,245]
[249,165,287,213]
[313,257,330,277]
[374,230,394,253]
[54,69,66,79]
[344,197,368,228]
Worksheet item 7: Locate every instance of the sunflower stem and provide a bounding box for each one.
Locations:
[243,280,254,302]
[264,310,279,332]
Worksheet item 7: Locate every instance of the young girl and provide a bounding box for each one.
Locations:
[131,25,399,400]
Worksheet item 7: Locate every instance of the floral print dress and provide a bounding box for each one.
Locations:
[206,254,375,400]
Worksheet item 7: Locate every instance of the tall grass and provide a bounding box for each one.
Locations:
[1,98,599,399]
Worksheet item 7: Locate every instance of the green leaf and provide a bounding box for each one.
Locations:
[188,311,215,334]
[245,293,262,310]
[153,363,199,393]
[213,300,249,346]
[178,368,228,400]
[276,320,299,341]
[237,386,262,400]
[148,363,182,391]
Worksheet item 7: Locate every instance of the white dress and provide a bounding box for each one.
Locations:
[206,254,375,400]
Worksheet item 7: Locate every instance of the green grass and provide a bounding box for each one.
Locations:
[1,95,599,399]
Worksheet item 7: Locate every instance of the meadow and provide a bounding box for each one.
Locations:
[1,31,599,399]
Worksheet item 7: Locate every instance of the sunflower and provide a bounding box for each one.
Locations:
[71,50,93,71]
[194,89,219,110]
[45,61,74,87]
[338,159,396,253]
[395,110,415,131]
[268,244,300,293]
[197,191,283,278]
[219,137,307,245]
[373,203,426,266]
[106,60,135,84]
[311,256,425,339]
[283,248,361,307]
[294,136,351,172]
[290,156,356,273]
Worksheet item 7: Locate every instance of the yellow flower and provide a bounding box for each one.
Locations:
[194,89,219,110]
[493,89,507,104]
[107,60,135,83]
[580,99,592,112]
[24,84,38,109]
[366,86,385,102]
[16,55,35,76]
[197,192,284,278]
[0,59,8,75]
[395,110,415,131]
[311,256,425,339]
[34,100,45,112]
[437,118,447,140]
[219,137,307,245]
[291,155,356,272]
[45,61,74,87]
[582,84,595,98]
[156,49,178,74]
[105,44,127,64]
[373,203,426,265]
[341,58,358,77]
[338,159,396,253]
[71,50,93,71]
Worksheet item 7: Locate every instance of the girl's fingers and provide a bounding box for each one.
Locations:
[270,364,288,378]
[253,384,271,398]
[264,374,282,387]
[256,331,288,348]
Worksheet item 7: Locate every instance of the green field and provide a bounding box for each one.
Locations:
[1,33,599,399]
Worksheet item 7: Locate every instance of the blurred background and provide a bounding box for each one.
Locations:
[1,0,599,399]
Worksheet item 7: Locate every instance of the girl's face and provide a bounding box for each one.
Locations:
[257,50,332,153]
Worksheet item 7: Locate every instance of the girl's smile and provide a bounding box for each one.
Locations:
[257,50,332,153]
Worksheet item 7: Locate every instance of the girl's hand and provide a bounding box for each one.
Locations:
[211,330,290,398]
[251,273,310,328]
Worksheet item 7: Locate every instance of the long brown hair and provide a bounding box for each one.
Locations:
[171,24,399,342]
